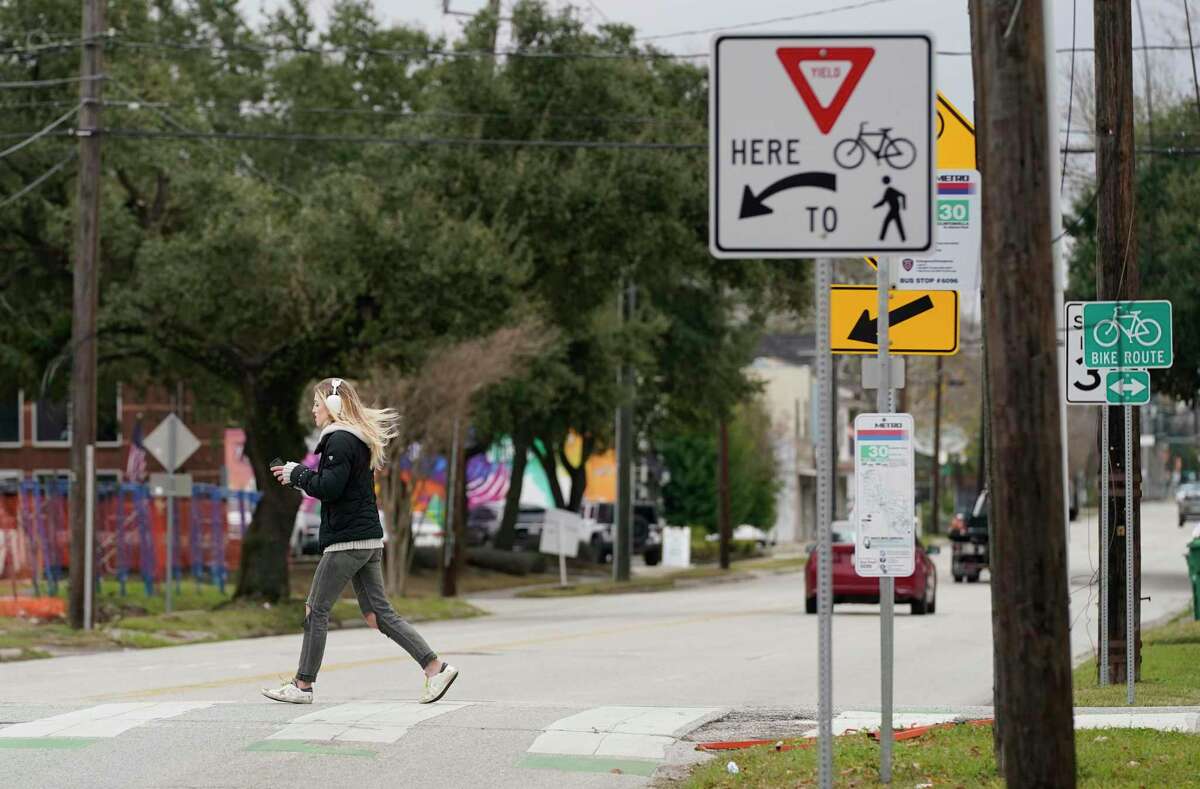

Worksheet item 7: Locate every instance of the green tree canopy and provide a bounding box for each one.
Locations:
[1065,98,1200,403]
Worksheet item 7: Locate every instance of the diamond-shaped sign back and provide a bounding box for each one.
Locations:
[143,414,201,472]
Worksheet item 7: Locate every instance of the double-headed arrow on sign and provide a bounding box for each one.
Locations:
[1105,370,1151,405]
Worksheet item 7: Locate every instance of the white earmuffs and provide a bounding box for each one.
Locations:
[325,378,344,417]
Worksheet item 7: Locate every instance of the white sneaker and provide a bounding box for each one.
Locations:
[419,664,459,704]
[262,681,314,704]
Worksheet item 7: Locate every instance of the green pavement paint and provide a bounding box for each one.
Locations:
[0,738,95,750]
[245,740,376,758]
[516,753,659,776]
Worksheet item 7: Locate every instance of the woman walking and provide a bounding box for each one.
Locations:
[261,377,459,705]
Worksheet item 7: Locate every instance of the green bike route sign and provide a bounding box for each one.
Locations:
[1081,300,1173,370]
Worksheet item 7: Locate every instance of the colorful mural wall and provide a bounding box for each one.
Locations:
[222,429,617,527]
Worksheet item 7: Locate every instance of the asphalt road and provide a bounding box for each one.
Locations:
[0,500,1190,788]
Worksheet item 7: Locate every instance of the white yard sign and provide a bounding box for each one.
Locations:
[1065,302,1114,405]
[893,169,981,291]
[539,509,582,559]
[710,33,935,258]
[853,413,915,577]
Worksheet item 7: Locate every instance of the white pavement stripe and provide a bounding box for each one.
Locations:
[829,711,960,736]
[830,710,1200,737]
[1075,712,1200,732]
[268,702,470,744]
[527,706,721,761]
[0,702,215,739]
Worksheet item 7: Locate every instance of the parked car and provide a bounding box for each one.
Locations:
[289,506,321,557]
[580,500,663,566]
[705,524,776,548]
[1178,482,1200,527]
[803,518,939,616]
[513,505,547,551]
[949,489,989,583]
[466,503,502,546]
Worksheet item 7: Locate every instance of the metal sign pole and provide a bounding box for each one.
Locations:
[816,258,834,789]
[1100,407,1109,685]
[877,258,894,783]
[1125,404,1134,704]
[166,411,176,614]
[83,444,95,630]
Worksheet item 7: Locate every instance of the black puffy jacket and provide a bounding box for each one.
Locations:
[288,426,382,551]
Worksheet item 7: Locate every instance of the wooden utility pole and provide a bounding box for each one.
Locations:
[614,283,635,582]
[969,1,1076,785]
[717,417,731,570]
[68,0,105,630]
[440,419,462,597]
[1094,0,1142,685]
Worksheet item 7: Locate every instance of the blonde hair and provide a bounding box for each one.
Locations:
[315,378,400,470]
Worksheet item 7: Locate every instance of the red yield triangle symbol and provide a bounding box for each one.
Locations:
[776,47,875,134]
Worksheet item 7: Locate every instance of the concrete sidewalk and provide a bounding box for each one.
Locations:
[819,707,1200,736]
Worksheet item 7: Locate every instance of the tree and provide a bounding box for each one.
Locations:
[1065,98,1200,403]
[423,2,808,534]
[1,0,525,601]
[659,397,780,533]
[367,321,549,594]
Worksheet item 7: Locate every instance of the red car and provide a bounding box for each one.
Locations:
[804,521,939,616]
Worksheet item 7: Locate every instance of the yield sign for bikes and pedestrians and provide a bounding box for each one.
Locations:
[1081,300,1173,369]
[710,33,935,258]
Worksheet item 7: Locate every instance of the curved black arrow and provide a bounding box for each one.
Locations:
[740,171,837,219]
[848,295,935,344]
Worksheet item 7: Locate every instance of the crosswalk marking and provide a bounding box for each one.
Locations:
[526,706,721,762]
[0,702,215,739]
[267,702,470,744]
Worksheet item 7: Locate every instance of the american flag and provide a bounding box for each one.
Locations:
[125,418,147,483]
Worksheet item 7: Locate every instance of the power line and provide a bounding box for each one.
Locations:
[101,127,706,150]
[98,99,702,127]
[106,77,302,200]
[0,37,85,56]
[0,74,104,90]
[1061,0,1078,194]
[1184,0,1200,121]
[14,30,1200,62]
[0,150,76,210]
[583,0,610,23]
[634,0,902,41]
[0,103,80,160]
[111,36,707,61]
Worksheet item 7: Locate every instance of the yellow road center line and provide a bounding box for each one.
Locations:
[88,606,793,701]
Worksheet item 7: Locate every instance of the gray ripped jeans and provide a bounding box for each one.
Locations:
[296,548,437,683]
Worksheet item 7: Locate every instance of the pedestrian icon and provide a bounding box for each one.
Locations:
[874,176,907,241]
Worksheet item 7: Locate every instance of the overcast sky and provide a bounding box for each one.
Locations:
[251,0,1200,145]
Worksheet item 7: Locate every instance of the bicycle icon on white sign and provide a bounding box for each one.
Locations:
[1092,309,1163,348]
[833,122,917,170]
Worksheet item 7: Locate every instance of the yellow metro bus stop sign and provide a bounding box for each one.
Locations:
[866,92,974,271]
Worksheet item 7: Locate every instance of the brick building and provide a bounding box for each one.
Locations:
[0,383,224,486]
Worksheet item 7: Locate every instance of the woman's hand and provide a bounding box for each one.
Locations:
[271,462,298,485]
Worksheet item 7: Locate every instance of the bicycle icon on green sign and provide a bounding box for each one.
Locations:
[1092,309,1163,349]
[833,122,917,170]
